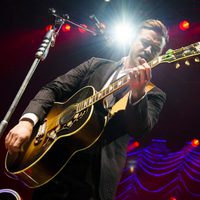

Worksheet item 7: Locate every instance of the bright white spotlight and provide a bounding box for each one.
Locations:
[113,23,134,46]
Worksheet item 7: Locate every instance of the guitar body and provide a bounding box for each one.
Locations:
[5,86,107,188]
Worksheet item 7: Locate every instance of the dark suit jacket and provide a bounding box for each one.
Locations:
[24,57,166,200]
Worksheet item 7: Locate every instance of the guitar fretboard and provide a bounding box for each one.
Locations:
[76,56,162,112]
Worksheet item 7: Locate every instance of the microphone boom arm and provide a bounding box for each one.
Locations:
[0,10,64,138]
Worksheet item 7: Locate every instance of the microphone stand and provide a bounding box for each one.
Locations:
[0,9,97,139]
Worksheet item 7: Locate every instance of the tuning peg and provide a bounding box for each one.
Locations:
[166,49,173,54]
[185,60,190,66]
[175,62,180,69]
[195,57,200,62]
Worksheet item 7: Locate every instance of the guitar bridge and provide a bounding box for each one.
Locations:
[34,120,46,145]
[47,130,57,140]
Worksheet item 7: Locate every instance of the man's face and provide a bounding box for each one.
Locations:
[128,28,166,67]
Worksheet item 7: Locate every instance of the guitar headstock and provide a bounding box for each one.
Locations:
[161,42,200,68]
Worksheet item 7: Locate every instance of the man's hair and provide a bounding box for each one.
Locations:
[138,19,169,43]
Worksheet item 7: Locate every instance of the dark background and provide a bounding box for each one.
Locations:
[0,0,200,199]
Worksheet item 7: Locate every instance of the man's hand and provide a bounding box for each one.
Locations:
[5,121,33,154]
[128,58,152,102]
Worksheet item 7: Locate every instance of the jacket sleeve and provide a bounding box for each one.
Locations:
[122,86,166,138]
[22,57,95,122]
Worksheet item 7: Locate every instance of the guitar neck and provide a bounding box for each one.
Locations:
[77,57,162,112]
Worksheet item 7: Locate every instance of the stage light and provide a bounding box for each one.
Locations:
[127,141,140,152]
[112,22,134,46]
[133,141,140,148]
[179,20,190,31]
[62,24,71,32]
[127,160,137,173]
[46,25,53,32]
[78,24,87,33]
[169,197,177,200]
[130,165,135,173]
[191,138,199,147]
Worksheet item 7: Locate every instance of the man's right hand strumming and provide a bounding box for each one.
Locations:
[5,121,33,154]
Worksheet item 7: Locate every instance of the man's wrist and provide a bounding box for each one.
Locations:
[130,90,146,105]
[19,113,39,126]
[19,117,35,127]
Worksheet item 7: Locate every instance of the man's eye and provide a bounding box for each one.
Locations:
[142,40,149,47]
[141,39,161,54]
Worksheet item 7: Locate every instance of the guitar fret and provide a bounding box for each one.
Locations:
[82,102,85,109]
[113,82,118,89]
[77,103,80,112]
[95,93,99,102]
[109,85,113,92]
[83,100,88,108]
[151,59,158,66]
[121,76,128,85]
[118,80,122,86]
[98,92,102,99]
[149,57,158,68]
[88,97,93,104]
[102,89,106,97]
[80,101,84,110]
[92,96,95,103]
[105,88,109,96]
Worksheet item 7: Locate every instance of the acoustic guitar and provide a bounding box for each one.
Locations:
[5,42,200,188]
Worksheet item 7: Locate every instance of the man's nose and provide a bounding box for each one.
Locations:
[144,46,152,54]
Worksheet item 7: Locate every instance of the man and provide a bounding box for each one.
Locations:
[5,19,168,200]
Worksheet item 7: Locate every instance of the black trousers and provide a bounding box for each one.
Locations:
[31,138,102,200]
[32,153,100,200]
[32,178,97,200]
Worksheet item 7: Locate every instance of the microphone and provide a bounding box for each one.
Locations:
[49,8,69,20]
[89,14,106,35]
[49,8,56,16]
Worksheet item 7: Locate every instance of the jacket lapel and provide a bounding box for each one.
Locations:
[88,60,122,91]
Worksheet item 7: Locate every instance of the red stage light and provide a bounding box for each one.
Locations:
[127,141,140,152]
[191,138,199,147]
[179,20,190,31]
[62,24,71,32]
[46,25,53,32]
[169,197,177,200]
[78,24,88,33]
[133,141,140,148]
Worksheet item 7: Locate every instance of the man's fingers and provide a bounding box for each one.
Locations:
[5,131,25,153]
[137,58,152,82]
[142,61,152,80]
[138,58,146,65]
[12,137,25,152]
[137,65,146,81]
[5,132,13,150]
[131,68,140,79]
